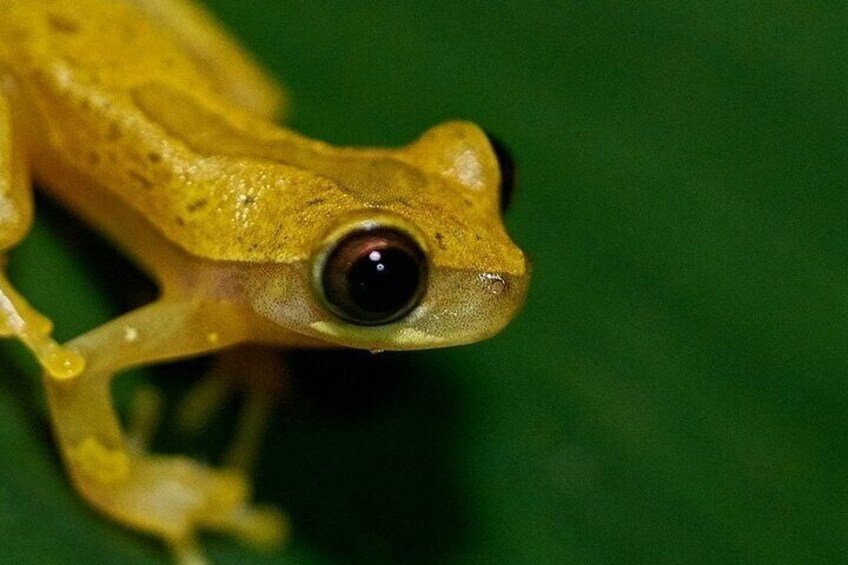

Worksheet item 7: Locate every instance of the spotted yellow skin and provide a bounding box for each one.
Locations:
[0,0,528,562]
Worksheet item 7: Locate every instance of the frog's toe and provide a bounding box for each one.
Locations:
[221,503,290,550]
[67,448,286,558]
[0,272,86,380]
[143,459,289,552]
[169,537,210,565]
[166,499,288,562]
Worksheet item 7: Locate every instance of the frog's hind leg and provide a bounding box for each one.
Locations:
[175,347,287,473]
[44,299,288,562]
[173,354,238,435]
[224,383,277,473]
[126,386,164,454]
[0,92,84,379]
[126,0,288,121]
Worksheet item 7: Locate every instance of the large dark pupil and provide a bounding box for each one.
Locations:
[321,228,427,325]
[348,245,420,317]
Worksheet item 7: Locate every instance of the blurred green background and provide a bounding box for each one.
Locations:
[0,1,845,563]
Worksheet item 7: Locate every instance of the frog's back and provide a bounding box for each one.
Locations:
[1,0,215,91]
[0,0,306,262]
[1,0,283,113]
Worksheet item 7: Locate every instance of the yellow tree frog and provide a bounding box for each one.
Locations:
[0,0,529,562]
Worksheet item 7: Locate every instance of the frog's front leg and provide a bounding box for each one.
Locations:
[43,299,287,563]
[0,92,84,378]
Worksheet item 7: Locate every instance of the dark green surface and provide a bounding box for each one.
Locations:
[0,2,845,563]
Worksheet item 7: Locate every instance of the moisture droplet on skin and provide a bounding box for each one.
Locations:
[124,326,139,343]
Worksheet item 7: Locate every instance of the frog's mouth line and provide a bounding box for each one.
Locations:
[308,320,449,350]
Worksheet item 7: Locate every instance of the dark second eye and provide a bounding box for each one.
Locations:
[484,131,516,212]
[320,227,428,326]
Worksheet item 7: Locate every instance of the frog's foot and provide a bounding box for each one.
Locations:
[45,301,288,560]
[121,386,289,560]
[68,445,289,562]
[122,382,288,560]
[0,272,85,379]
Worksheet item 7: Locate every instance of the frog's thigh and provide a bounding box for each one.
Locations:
[127,0,288,120]
[0,93,84,379]
[44,300,287,558]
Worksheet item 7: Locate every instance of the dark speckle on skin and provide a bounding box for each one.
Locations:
[240,195,257,206]
[306,197,325,206]
[47,13,80,34]
[8,27,32,43]
[435,232,447,250]
[147,152,162,163]
[120,24,138,41]
[128,170,153,189]
[187,198,209,213]
[106,122,122,141]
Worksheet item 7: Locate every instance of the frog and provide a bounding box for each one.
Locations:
[0,0,529,562]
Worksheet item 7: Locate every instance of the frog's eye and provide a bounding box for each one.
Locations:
[318,227,428,326]
[484,132,516,212]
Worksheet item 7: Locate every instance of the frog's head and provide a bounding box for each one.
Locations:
[245,121,529,350]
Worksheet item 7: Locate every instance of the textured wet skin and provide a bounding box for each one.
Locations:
[0,0,527,562]
[3,1,839,565]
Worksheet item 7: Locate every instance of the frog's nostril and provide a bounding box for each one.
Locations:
[479,272,508,296]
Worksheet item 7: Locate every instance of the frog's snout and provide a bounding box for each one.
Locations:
[477,268,530,314]
[478,272,510,296]
[424,265,529,346]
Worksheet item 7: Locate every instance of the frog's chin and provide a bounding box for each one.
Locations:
[307,320,453,350]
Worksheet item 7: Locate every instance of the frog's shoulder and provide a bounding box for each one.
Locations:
[0,0,307,264]
[123,84,358,265]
